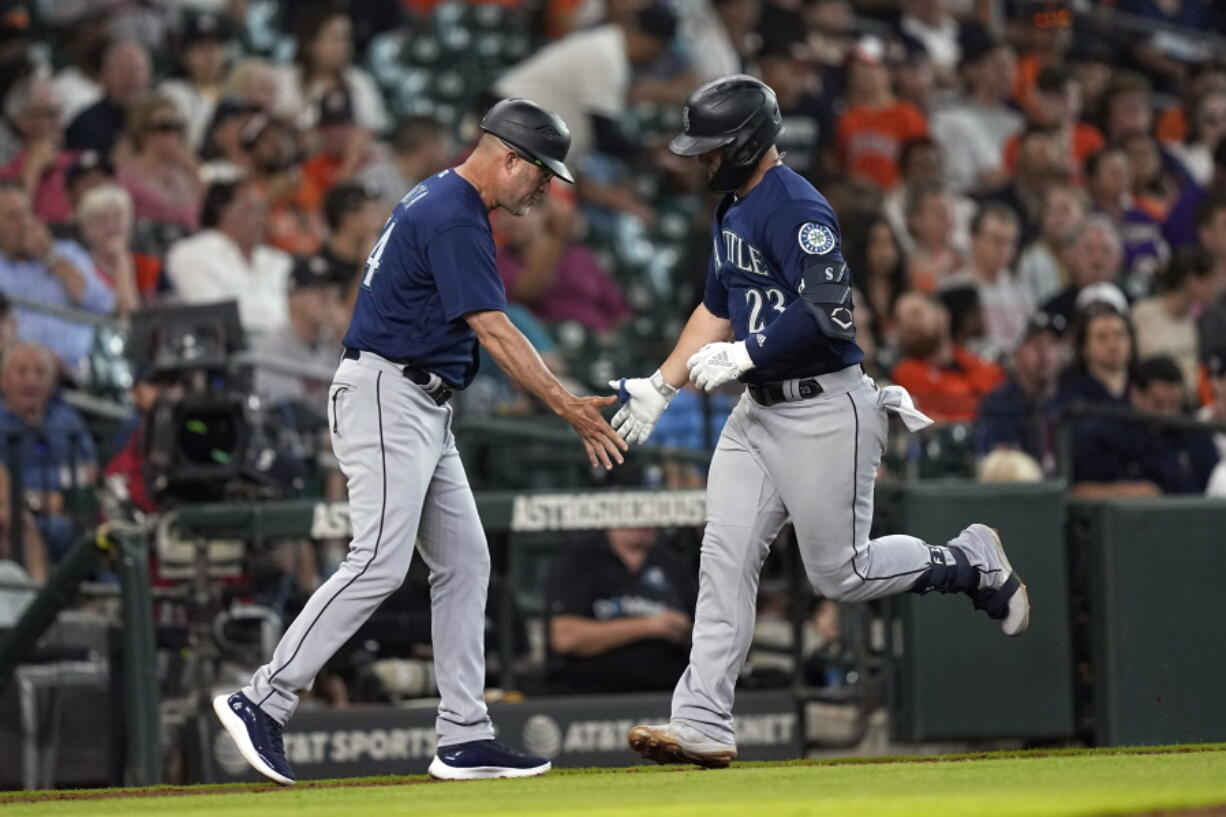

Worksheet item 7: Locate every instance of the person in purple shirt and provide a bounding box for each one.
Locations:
[1163,139,1226,250]
[1085,146,1169,298]
[0,181,115,369]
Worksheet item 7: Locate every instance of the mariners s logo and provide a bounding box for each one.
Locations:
[798,223,836,255]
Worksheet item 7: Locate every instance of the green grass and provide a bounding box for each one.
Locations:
[4,746,1226,817]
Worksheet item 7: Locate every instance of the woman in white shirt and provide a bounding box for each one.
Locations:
[272,8,388,134]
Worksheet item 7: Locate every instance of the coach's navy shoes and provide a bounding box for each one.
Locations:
[213,692,296,786]
[428,739,551,780]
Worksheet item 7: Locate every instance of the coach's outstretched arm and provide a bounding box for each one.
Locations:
[467,309,628,469]
[609,303,732,444]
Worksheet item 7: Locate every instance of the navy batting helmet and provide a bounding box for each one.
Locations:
[480,98,575,184]
[670,75,783,193]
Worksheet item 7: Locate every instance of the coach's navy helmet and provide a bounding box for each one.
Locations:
[671,75,783,193]
[480,98,575,184]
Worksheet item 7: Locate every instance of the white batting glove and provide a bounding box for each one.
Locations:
[687,341,755,391]
[609,370,677,445]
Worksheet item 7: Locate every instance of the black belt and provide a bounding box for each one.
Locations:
[747,377,824,407]
[342,348,454,405]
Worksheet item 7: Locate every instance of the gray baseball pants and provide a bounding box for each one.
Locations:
[242,352,495,747]
[673,365,932,745]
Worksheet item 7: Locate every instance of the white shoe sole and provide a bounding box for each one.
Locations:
[627,725,736,769]
[427,756,551,780]
[972,524,1030,637]
[212,694,295,786]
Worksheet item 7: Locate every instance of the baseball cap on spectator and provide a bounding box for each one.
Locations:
[182,11,229,46]
[66,150,115,189]
[289,254,339,294]
[323,180,380,233]
[634,2,677,43]
[318,88,355,126]
[1075,281,1128,315]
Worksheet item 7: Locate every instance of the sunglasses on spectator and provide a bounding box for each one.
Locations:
[148,120,186,133]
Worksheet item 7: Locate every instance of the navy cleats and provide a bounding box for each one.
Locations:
[428,739,551,780]
[213,692,296,785]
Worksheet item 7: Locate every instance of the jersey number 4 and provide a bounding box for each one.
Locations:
[746,287,786,333]
[362,219,396,288]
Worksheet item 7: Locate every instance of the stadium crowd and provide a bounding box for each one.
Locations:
[1,0,1226,703]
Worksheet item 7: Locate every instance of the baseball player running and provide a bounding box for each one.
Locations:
[214,98,626,785]
[616,76,1030,769]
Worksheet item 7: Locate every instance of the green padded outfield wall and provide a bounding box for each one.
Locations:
[878,481,1075,742]
[1070,498,1226,747]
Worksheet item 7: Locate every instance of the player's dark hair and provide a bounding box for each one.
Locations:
[1133,355,1184,390]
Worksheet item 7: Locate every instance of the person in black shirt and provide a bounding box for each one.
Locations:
[64,41,151,157]
[546,527,696,694]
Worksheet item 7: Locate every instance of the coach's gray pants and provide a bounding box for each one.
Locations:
[243,353,494,747]
[673,367,931,745]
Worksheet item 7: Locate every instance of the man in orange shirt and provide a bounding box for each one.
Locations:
[297,89,377,216]
[890,291,1004,422]
[836,36,928,190]
[1003,66,1102,177]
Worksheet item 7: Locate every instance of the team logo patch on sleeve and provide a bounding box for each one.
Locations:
[798,222,836,255]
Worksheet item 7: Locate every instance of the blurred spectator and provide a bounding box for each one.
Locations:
[496,200,629,334]
[931,38,1022,193]
[0,341,97,560]
[1198,348,1226,462]
[246,115,325,257]
[884,137,973,255]
[1004,66,1103,177]
[0,76,78,226]
[982,124,1069,245]
[975,311,1064,467]
[48,14,106,130]
[272,5,389,133]
[198,98,259,183]
[1123,132,1178,223]
[1050,301,1134,440]
[494,2,678,164]
[76,183,163,316]
[61,150,113,220]
[1017,182,1087,306]
[159,12,232,152]
[1193,195,1226,355]
[64,40,151,156]
[757,43,836,182]
[1157,62,1226,144]
[1164,139,1226,250]
[294,89,378,226]
[946,203,1030,360]
[319,180,384,305]
[903,180,961,292]
[889,291,1004,421]
[0,462,48,586]
[165,177,291,335]
[102,366,181,517]
[355,116,449,216]
[835,35,929,190]
[253,255,343,405]
[546,526,695,693]
[221,58,281,114]
[1132,246,1215,398]
[114,94,203,230]
[843,213,907,352]
[1165,89,1226,188]
[1072,355,1217,496]
[1099,72,1153,143]
[895,0,963,88]
[1038,216,1124,328]
[0,180,114,367]
[686,0,760,82]
[1086,146,1169,297]
[1068,42,1113,132]
[937,283,985,350]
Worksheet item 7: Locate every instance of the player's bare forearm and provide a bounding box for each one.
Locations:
[658,304,732,387]
[467,309,626,467]
[467,309,574,410]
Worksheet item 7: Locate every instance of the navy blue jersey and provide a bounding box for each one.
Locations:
[343,169,506,389]
[702,165,863,382]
